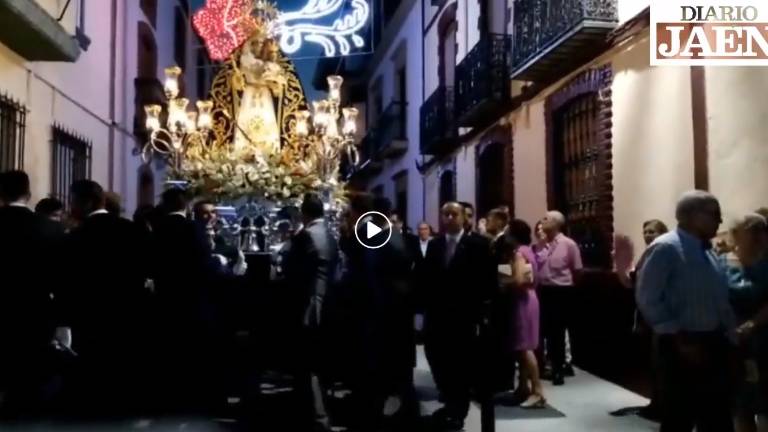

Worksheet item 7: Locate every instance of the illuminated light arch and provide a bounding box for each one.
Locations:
[278,0,370,57]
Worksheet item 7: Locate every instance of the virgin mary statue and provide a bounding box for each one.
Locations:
[233,36,286,156]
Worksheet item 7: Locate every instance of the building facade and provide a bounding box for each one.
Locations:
[415,0,768,270]
[341,0,424,229]
[0,0,208,215]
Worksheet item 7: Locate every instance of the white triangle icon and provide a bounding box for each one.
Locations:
[366,221,383,239]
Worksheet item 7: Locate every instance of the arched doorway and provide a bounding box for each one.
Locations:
[476,141,505,218]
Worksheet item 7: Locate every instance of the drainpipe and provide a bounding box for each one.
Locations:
[108,0,118,191]
[420,0,426,221]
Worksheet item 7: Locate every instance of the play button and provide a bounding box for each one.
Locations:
[366,221,383,239]
[354,211,392,249]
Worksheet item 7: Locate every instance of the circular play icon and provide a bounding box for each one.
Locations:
[354,211,392,249]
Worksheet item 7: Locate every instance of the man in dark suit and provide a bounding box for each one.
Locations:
[423,202,496,431]
[151,188,221,411]
[60,180,151,412]
[0,171,63,416]
[340,196,414,430]
[283,193,339,431]
[485,207,516,394]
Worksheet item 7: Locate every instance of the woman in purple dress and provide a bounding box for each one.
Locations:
[503,219,545,408]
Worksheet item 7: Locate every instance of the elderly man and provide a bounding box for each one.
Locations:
[537,210,583,385]
[636,190,736,432]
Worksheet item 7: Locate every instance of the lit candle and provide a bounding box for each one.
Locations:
[342,107,358,136]
[168,98,189,133]
[327,75,343,102]
[164,66,182,99]
[295,110,310,137]
[196,100,213,130]
[144,105,161,131]
[186,112,198,133]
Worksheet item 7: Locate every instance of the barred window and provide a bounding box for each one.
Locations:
[0,94,26,172]
[52,125,92,207]
[552,93,611,268]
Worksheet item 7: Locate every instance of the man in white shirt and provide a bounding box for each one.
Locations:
[417,222,432,258]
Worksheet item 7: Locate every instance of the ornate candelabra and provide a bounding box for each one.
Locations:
[143,66,214,171]
[295,75,360,184]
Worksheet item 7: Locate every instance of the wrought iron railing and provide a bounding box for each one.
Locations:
[0,94,26,172]
[455,33,512,123]
[420,85,455,154]
[512,0,618,69]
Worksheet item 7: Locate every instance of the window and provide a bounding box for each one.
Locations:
[140,0,158,28]
[439,170,456,207]
[174,6,188,68]
[476,141,504,218]
[369,79,383,126]
[437,4,458,87]
[552,93,611,268]
[396,66,407,134]
[137,22,158,78]
[52,126,92,207]
[138,164,155,206]
[0,94,26,172]
[394,171,408,228]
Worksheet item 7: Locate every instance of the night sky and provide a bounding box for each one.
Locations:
[189,0,338,98]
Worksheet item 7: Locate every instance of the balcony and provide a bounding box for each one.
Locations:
[351,129,383,180]
[511,0,618,81]
[0,0,80,61]
[455,33,512,128]
[374,101,408,159]
[420,86,456,155]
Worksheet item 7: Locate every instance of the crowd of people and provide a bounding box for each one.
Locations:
[3,166,768,432]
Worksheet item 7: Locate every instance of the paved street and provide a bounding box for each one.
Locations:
[0,346,657,432]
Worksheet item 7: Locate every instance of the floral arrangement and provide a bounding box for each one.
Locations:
[174,144,346,204]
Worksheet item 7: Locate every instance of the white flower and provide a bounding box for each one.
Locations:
[284,176,292,185]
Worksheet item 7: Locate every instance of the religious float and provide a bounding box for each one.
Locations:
[141,0,370,252]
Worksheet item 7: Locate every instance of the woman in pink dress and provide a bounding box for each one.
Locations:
[502,219,545,408]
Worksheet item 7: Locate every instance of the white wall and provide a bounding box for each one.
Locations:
[0,0,196,213]
[611,36,695,260]
[618,0,649,24]
[362,0,424,228]
[510,101,548,228]
[707,67,768,225]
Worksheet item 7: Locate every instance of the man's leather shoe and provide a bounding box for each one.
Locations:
[552,374,565,386]
[564,363,575,377]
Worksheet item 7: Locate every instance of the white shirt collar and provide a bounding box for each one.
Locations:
[8,201,28,208]
[88,209,109,217]
[447,229,464,243]
[170,211,187,218]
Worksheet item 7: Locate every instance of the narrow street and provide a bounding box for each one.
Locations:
[0,347,655,432]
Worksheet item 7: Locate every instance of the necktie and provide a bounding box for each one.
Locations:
[445,236,458,266]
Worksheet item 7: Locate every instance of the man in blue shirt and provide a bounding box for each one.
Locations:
[636,190,736,432]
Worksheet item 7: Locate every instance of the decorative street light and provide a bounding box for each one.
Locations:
[294,75,360,184]
[143,66,214,171]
